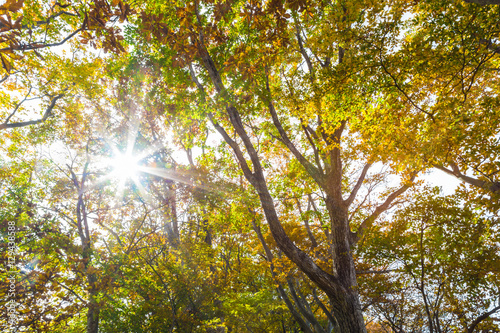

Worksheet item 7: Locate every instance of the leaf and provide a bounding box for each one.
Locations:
[0,0,24,12]
[0,53,12,72]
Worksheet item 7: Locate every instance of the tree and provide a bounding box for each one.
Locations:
[356,0,500,209]
[2,0,499,331]
[0,0,127,130]
[358,187,500,332]
[116,0,426,330]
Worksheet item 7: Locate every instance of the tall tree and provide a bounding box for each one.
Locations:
[119,0,420,330]
[2,0,499,331]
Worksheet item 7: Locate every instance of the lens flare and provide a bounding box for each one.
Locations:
[110,152,140,181]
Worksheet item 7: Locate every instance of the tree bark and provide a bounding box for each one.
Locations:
[86,297,100,333]
[325,196,366,333]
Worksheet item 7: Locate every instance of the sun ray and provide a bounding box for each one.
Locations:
[139,166,220,194]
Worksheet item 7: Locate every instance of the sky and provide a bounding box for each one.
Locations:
[422,169,462,195]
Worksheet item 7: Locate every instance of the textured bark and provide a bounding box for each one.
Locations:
[86,297,100,333]
[325,196,366,333]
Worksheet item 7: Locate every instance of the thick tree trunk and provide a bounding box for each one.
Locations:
[326,196,366,333]
[86,299,100,333]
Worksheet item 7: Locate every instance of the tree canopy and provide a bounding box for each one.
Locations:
[1,0,499,332]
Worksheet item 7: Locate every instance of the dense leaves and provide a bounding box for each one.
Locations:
[1,0,499,332]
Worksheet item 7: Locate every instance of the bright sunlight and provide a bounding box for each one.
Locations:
[109,151,140,181]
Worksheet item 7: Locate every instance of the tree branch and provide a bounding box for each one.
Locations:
[352,173,416,244]
[355,269,395,275]
[295,196,318,248]
[434,163,500,193]
[295,23,314,79]
[188,62,255,181]
[195,31,346,305]
[301,123,324,174]
[344,163,371,207]
[265,69,325,187]
[467,303,500,333]
[250,215,315,333]
[464,0,500,5]
[379,57,436,122]
[0,28,83,52]
[0,93,64,130]
[287,278,327,333]
[4,87,33,123]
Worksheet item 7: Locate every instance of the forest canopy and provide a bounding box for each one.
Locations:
[0,0,499,332]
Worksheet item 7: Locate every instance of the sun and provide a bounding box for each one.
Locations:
[110,151,140,181]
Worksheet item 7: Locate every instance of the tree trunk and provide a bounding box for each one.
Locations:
[84,245,100,333]
[326,195,366,333]
[86,298,100,333]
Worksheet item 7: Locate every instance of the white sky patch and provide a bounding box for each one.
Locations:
[422,169,461,195]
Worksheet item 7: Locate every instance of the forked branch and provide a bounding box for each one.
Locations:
[345,163,371,207]
[265,69,325,187]
[351,172,416,244]
[0,93,64,130]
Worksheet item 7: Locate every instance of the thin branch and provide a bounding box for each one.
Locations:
[302,123,324,174]
[287,278,327,333]
[345,163,371,207]
[265,68,325,187]
[312,288,338,329]
[379,57,436,122]
[295,196,318,248]
[5,87,33,123]
[295,23,315,79]
[54,280,86,303]
[0,74,9,84]
[250,214,314,333]
[188,62,255,181]
[434,162,500,193]
[80,145,91,242]
[352,172,416,244]
[0,28,83,52]
[356,269,395,275]
[0,93,64,130]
